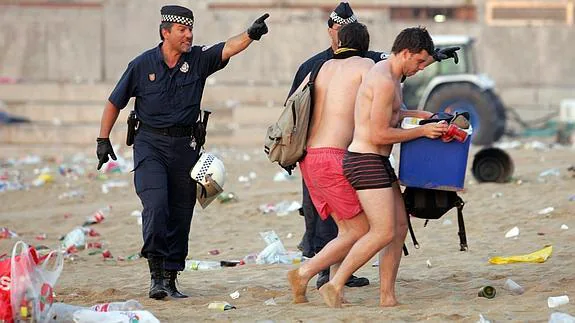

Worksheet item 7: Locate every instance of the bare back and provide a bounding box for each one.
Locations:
[307,57,374,149]
[348,60,403,156]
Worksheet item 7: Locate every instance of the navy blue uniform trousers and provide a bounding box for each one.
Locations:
[133,129,199,271]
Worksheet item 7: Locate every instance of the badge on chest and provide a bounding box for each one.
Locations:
[180,61,189,73]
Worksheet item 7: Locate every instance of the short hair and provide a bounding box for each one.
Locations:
[338,22,369,52]
[391,26,434,56]
[328,19,335,29]
[159,22,173,41]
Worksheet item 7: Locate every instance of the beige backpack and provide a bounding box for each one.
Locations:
[264,61,326,171]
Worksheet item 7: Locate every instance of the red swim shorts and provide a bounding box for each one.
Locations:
[299,147,363,221]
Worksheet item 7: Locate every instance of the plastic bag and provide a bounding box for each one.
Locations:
[10,241,63,322]
[1,243,43,322]
[72,309,160,323]
[488,245,552,264]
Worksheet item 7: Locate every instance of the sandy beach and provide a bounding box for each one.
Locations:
[1,139,574,322]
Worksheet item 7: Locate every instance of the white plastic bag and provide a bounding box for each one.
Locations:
[10,241,63,323]
[72,310,160,323]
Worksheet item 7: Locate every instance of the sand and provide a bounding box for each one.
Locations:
[1,140,574,322]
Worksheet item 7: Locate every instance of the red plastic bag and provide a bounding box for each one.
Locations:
[0,244,40,323]
[1,241,62,323]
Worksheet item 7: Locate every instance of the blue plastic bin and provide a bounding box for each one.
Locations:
[398,136,472,191]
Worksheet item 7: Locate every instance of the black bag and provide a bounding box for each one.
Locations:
[403,187,468,252]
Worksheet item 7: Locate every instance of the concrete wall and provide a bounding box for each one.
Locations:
[0,0,574,113]
[0,2,103,82]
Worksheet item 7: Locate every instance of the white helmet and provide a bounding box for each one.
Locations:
[189,152,226,209]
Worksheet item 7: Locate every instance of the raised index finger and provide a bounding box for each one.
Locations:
[255,13,270,23]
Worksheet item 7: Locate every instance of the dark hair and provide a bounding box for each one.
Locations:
[391,26,434,56]
[159,22,173,41]
[338,22,369,52]
[328,19,335,28]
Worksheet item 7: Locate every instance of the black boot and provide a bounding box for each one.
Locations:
[164,271,188,298]
[316,269,330,289]
[147,257,168,300]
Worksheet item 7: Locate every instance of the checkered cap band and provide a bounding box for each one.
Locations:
[194,154,214,182]
[329,11,357,25]
[162,14,194,27]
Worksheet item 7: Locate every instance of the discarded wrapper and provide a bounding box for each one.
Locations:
[489,245,552,264]
[208,302,236,311]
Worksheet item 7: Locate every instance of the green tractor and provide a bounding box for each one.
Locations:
[403,35,513,183]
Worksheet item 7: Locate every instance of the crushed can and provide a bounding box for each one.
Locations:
[478,285,496,299]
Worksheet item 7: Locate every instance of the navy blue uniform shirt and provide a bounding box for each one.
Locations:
[109,42,228,128]
[286,48,389,100]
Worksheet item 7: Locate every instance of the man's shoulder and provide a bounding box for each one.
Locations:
[131,47,158,66]
[189,43,223,54]
[337,56,374,72]
[298,49,331,69]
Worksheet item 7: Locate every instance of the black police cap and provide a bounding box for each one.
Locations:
[329,2,358,25]
[161,5,194,27]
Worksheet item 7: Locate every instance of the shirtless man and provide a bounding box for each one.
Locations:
[287,22,373,304]
[319,27,451,308]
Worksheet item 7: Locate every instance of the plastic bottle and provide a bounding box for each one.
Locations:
[83,206,112,226]
[549,312,575,323]
[90,299,143,312]
[46,303,87,323]
[62,227,87,251]
[217,192,238,203]
[184,260,221,271]
[58,190,84,200]
[72,309,160,323]
[277,251,303,265]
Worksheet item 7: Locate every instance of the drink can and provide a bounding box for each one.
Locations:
[478,285,496,299]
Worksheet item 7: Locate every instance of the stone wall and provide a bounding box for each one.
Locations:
[0,0,573,116]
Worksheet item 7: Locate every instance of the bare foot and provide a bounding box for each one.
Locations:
[379,297,399,307]
[319,282,342,308]
[287,269,308,303]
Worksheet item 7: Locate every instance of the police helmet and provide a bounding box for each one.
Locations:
[190,152,226,208]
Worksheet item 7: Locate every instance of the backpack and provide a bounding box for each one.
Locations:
[264,60,327,172]
[402,187,468,253]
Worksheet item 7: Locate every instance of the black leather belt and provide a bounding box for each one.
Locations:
[139,123,194,137]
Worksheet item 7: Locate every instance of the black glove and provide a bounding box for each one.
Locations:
[433,46,460,64]
[247,13,269,41]
[96,138,117,170]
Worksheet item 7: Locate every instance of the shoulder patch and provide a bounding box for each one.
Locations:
[380,52,389,60]
[202,44,214,52]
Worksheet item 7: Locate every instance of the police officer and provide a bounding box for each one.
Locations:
[288,2,460,290]
[96,5,269,300]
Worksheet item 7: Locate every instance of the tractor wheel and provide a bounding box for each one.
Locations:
[425,83,506,145]
[472,147,514,183]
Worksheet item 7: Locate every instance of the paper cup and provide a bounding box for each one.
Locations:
[503,278,524,295]
[548,295,569,308]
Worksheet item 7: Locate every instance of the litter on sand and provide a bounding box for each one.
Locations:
[489,245,553,264]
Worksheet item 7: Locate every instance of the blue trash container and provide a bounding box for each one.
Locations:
[398,120,472,191]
